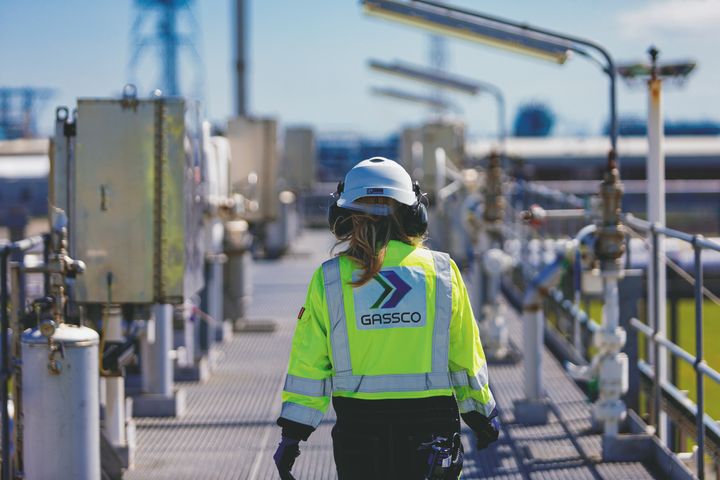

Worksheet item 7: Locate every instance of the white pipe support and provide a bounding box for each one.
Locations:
[102,305,126,448]
[145,304,173,398]
[523,308,545,400]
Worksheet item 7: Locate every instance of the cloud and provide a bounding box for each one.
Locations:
[618,1,720,38]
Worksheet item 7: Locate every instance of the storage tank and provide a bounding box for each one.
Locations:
[22,324,100,480]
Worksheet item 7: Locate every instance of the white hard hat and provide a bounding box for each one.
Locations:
[336,157,416,213]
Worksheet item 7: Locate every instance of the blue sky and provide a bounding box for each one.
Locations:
[2,1,719,138]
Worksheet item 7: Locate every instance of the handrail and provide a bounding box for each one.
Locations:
[514,182,718,478]
[625,213,720,253]
[630,318,720,385]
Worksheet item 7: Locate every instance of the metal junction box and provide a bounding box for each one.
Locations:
[227,116,279,222]
[65,97,206,304]
[283,126,316,192]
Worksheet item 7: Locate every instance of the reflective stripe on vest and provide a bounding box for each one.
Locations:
[280,401,324,428]
[457,395,497,417]
[322,258,352,375]
[282,369,487,396]
[321,252,453,394]
[284,374,332,397]
[431,251,452,373]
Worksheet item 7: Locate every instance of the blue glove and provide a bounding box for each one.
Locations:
[475,408,501,450]
[273,436,300,480]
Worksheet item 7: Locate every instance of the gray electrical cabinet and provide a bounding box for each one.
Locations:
[227,116,279,222]
[283,126,316,192]
[65,97,206,304]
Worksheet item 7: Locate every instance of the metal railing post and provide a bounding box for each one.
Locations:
[619,271,643,414]
[651,223,662,433]
[693,235,705,480]
[573,249,583,355]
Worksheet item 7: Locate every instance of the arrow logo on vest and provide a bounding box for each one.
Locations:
[371,270,411,309]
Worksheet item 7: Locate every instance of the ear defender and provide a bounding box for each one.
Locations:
[328,179,428,238]
[402,181,428,237]
[328,181,354,237]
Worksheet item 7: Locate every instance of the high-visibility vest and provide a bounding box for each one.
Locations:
[280,240,495,429]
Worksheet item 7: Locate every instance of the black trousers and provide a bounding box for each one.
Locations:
[331,396,462,480]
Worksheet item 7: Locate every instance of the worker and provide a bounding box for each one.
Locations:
[273,157,499,479]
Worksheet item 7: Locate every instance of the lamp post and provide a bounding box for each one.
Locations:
[368,59,506,150]
[617,47,696,449]
[363,0,629,437]
[362,0,618,159]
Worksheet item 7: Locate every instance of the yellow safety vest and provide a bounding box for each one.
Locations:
[280,240,495,429]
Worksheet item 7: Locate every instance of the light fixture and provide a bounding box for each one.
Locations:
[370,86,454,110]
[368,59,506,148]
[369,59,480,95]
[362,0,572,64]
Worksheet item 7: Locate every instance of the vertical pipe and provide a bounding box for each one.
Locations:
[160,5,179,96]
[603,276,619,331]
[603,274,620,436]
[1,248,10,480]
[608,63,618,158]
[694,238,705,480]
[43,234,51,297]
[235,0,247,116]
[150,304,173,397]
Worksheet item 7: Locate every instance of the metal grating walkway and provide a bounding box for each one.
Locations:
[126,230,661,479]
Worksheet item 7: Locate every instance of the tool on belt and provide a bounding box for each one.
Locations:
[418,432,463,479]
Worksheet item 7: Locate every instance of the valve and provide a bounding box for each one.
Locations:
[521,204,547,228]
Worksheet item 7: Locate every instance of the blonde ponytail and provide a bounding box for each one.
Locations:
[334,199,423,287]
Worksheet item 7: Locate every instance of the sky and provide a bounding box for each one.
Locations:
[2,0,720,139]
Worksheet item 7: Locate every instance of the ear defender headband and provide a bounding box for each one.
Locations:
[327,180,428,238]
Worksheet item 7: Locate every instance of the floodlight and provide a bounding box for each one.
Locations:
[617,62,696,80]
[362,0,619,160]
[370,86,454,110]
[368,59,506,146]
[362,0,572,64]
[369,59,481,95]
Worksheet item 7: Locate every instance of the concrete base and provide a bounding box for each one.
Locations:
[175,355,211,383]
[132,388,186,418]
[215,319,234,343]
[513,398,551,425]
[234,318,278,333]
